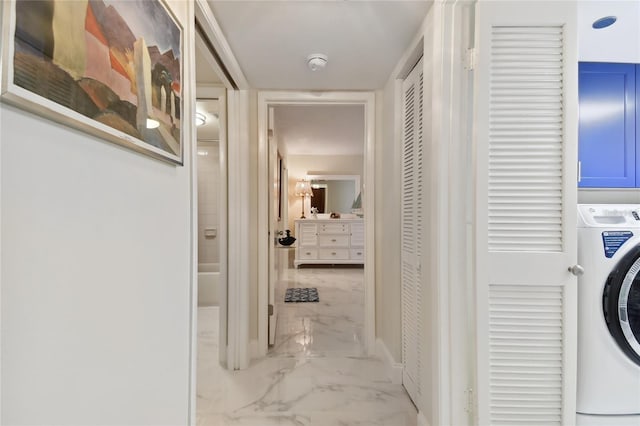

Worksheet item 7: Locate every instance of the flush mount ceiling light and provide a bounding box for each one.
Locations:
[307,53,328,71]
[593,16,617,29]
[195,112,206,127]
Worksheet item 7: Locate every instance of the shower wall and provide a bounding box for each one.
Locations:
[197,141,220,265]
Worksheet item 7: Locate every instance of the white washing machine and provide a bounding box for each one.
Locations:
[578,204,640,425]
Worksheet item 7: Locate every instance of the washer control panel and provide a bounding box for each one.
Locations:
[578,204,640,228]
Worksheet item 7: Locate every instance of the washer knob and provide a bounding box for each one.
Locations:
[568,264,585,276]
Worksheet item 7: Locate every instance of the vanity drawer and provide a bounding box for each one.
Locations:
[318,234,349,247]
[319,248,349,260]
[350,248,365,260]
[319,223,349,234]
[298,248,318,260]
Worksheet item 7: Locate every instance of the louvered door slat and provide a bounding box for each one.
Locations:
[401,58,423,405]
[489,284,564,424]
[488,24,565,253]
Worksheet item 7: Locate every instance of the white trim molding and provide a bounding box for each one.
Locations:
[257,91,377,357]
[376,338,403,385]
[434,3,476,426]
[196,85,230,371]
[185,2,197,424]
[190,5,249,426]
[227,89,251,370]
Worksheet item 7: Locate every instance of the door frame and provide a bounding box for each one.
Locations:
[190,0,250,424]
[391,1,477,423]
[256,91,377,357]
[431,2,477,424]
[195,86,229,369]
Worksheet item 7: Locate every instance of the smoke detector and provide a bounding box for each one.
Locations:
[307,53,328,71]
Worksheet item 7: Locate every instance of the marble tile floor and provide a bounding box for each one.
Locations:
[270,267,365,358]
[196,267,417,426]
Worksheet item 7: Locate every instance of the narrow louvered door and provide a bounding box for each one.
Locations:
[474,2,578,425]
[401,58,423,405]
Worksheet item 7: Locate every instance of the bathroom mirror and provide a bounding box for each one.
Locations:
[307,174,360,214]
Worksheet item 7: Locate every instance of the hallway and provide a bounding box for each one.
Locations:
[196,268,417,425]
[270,267,365,358]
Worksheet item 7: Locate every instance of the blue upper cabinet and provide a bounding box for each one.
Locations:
[578,62,636,188]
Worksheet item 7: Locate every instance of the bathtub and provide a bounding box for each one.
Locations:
[198,263,220,306]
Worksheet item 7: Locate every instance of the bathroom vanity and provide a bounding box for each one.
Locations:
[294,218,364,268]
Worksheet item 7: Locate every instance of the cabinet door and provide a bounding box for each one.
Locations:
[578,62,636,188]
[350,222,365,247]
[298,223,317,246]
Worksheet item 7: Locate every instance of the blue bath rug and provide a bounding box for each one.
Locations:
[284,287,319,303]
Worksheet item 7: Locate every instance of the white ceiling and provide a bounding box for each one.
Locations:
[274,105,364,156]
[206,1,432,90]
[196,2,640,156]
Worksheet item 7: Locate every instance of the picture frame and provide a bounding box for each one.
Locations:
[0,0,184,165]
[277,152,283,221]
[271,150,283,222]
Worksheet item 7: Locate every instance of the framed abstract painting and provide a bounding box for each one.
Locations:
[0,0,184,164]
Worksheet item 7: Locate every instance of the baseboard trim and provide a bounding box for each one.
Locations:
[417,411,429,426]
[375,338,403,384]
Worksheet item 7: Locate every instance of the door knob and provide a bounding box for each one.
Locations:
[568,265,584,276]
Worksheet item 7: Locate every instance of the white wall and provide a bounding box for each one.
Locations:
[286,155,364,231]
[377,3,472,425]
[1,1,194,424]
[375,1,429,383]
[375,80,402,363]
[577,0,640,204]
[197,141,220,265]
[578,0,640,64]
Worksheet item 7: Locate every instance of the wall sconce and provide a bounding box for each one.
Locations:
[294,179,313,219]
[195,112,206,127]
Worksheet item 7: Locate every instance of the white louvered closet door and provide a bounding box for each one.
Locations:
[474,2,578,425]
[401,57,423,405]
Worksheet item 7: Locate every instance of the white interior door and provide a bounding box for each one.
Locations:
[268,108,278,346]
[401,57,424,405]
[473,2,578,424]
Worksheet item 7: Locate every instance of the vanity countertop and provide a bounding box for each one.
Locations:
[295,217,363,222]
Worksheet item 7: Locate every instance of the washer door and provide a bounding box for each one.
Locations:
[604,245,640,366]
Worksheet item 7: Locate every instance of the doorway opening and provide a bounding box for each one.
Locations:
[195,94,227,365]
[257,92,376,358]
[275,108,365,356]
[192,4,236,421]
